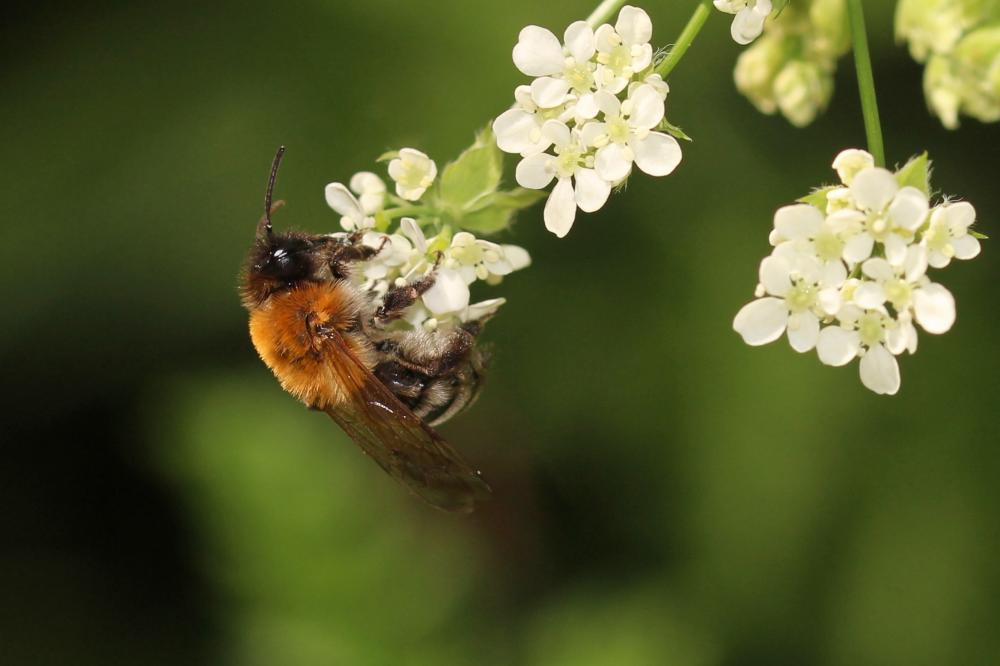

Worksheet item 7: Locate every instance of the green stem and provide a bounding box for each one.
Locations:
[846,0,886,167]
[655,0,714,79]
[586,0,629,28]
[385,205,431,220]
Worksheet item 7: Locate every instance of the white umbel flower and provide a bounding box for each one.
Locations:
[734,147,983,396]
[388,148,438,201]
[593,6,655,93]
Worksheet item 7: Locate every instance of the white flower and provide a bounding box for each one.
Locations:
[733,243,847,352]
[854,249,955,336]
[922,201,981,267]
[816,305,902,395]
[512,21,599,109]
[838,167,930,264]
[594,6,655,93]
[444,231,532,284]
[587,85,682,181]
[768,203,847,272]
[359,231,412,280]
[388,148,437,201]
[714,0,773,45]
[515,120,612,237]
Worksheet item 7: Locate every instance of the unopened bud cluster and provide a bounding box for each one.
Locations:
[896,0,1000,128]
[733,0,850,127]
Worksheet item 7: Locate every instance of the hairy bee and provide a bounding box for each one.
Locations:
[240,148,491,513]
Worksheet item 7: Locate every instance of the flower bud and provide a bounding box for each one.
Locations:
[774,60,833,127]
[894,0,977,62]
[924,25,1000,127]
[734,33,790,114]
[809,0,850,61]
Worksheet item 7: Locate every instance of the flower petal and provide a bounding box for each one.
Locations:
[531,76,571,108]
[515,153,555,190]
[861,257,894,282]
[943,201,976,233]
[595,142,632,182]
[632,132,682,177]
[574,168,612,213]
[888,186,929,232]
[627,84,665,130]
[324,183,364,222]
[544,178,577,237]
[787,311,820,352]
[733,297,788,346]
[850,167,898,212]
[422,268,471,315]
[493,109,540,154]
[853,282,886,309]
[817,326,860,366]
[951,234,981,260]
[512,26,564,77]
[859,344,900,395]
[564,20,596,62]
[759,253,792,297]
[883,233,908,267]
[501,244,531,271]
[730,6,768,45]
[913,283,956,334]
[773,204,823,242]
[843,232,875,263]
[616,5,652,46]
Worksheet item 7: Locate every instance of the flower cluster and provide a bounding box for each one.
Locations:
[714,0,773,45]
[493,5,682,237]
[896,0,1000,128]
[733,148,983,394]
[733,0,850,127]
[325,148,531,331]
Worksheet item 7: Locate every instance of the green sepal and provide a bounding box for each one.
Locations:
[659,118,692,142]
[375,150,399,163]
[772,0,789,15]
[798,185,836,210]
[895,152,932,196]
[970,230,989,239]
[438,127,503,212]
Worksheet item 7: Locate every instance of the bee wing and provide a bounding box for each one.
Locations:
[322,331,492,513]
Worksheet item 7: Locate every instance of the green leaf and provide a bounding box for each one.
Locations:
[375,150,399,163]
[971,230,989,240]
[659,119,692,142]
[798,185,836,210]
[439,127,503,211]
[895,152,931,196]
[455,187,546,234]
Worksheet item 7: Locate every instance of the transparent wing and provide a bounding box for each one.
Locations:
[322,331,491,513]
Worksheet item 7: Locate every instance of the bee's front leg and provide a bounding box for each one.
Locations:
[374,269,437,326]
[327,232,387,279]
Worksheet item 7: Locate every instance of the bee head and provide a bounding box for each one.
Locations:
[253,233,316,282]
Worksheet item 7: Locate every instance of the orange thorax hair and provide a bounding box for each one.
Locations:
[249,281,375,410]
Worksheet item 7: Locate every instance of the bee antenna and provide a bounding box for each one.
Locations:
[262,145,286,236]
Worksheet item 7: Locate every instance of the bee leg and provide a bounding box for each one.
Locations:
[373,270,437,325]
[327,233,388,279]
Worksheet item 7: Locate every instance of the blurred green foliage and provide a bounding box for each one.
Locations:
[2,1,999,665]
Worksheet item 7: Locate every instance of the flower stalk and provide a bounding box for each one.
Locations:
[846,0,886,167]
[655,0,714,78]
[586,0,631,28]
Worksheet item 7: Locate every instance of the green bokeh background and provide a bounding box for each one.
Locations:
[2,1,998,664]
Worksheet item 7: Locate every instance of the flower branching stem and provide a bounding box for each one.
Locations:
[846,0,886,168]
[586,0,630,28]
[655,0,714,78]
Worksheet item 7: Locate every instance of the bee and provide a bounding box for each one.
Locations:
[240,147,492,513]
